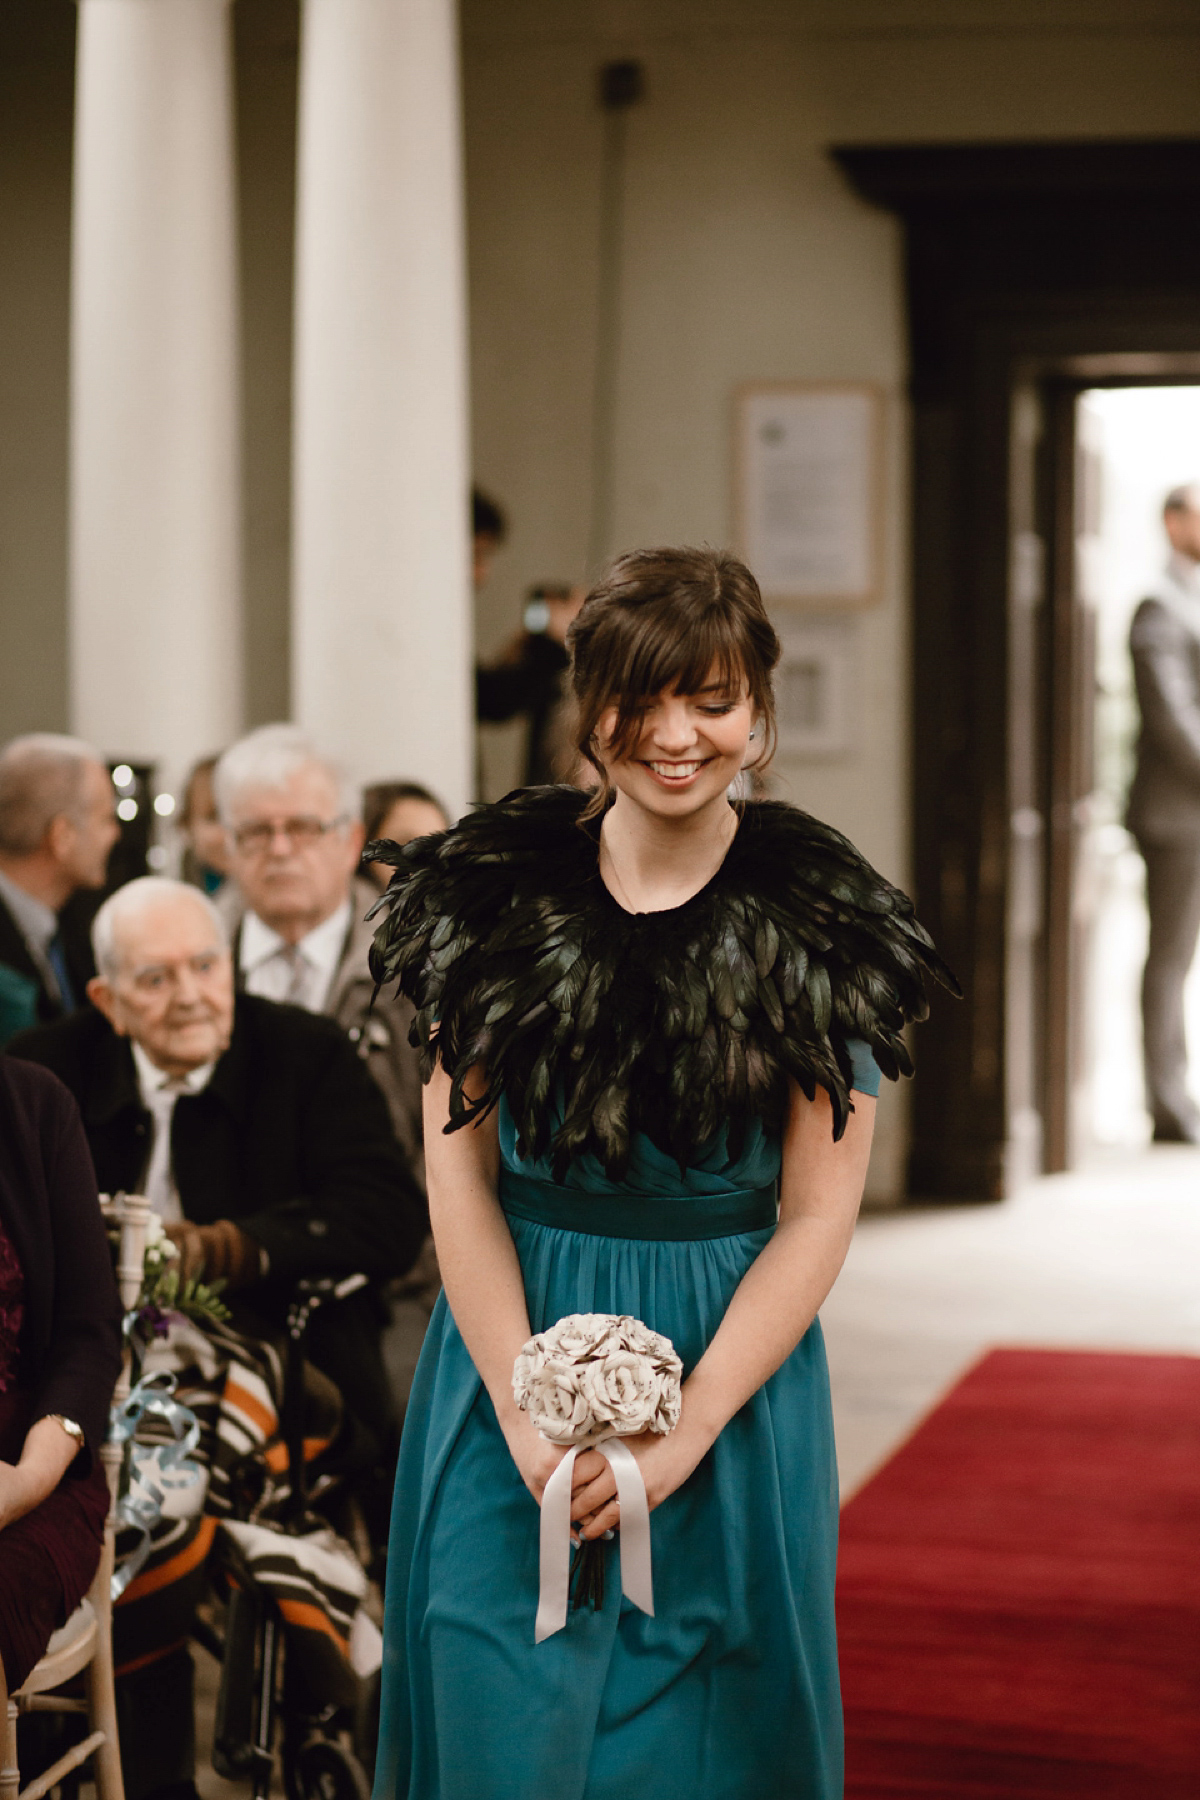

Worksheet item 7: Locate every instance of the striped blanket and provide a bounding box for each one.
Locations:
[113,1314,379,1694]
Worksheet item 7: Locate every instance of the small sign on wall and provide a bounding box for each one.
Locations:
[774,613,856,759]
[734,382,884,607]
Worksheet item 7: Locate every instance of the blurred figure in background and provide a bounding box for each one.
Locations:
[361,782,450,893]
[476,579,585,786]
[0,734,118,1044]
[471,485,507,592]
[1127,481,1200,1142]
[215,725,426,1180]
[177,754,230,896]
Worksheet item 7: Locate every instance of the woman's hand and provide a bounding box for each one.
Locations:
[0,1460,35,1532]
[503,1411,572,1508]
[568,1423,711,1541]
[0,1418,82,1532]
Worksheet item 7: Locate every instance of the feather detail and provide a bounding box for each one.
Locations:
[365,786,959,1177]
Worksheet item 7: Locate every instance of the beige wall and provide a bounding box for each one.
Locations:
[235,0,299,729]
[462,0,1200,1195]
[0,4,74,737]
[0,0,299,759]
[2,0,1200,1191]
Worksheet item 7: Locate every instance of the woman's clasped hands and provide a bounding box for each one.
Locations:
[507,1410,711,1542]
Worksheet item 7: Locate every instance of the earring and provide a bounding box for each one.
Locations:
[748,728,758,741]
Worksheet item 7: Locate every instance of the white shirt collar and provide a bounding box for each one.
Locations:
[131,1040,215,1103]
[240,897,351,981]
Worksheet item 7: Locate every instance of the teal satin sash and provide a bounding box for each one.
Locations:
[499,1168,778,1242]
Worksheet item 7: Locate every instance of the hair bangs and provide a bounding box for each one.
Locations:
[607,607,751,761]
[569,547,781,813]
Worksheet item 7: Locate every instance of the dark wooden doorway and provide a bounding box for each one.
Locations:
[831,141,1200,1200]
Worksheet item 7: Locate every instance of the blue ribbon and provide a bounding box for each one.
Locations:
[109,1372,204,1601]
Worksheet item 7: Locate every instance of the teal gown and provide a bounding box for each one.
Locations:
[373,1045,880,1800]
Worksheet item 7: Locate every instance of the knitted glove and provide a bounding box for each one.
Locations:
[165,1218,264,1289]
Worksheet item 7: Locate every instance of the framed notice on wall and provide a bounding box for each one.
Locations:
[734,382,884,606]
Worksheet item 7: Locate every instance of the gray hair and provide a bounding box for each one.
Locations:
[0,733,105,858]
[213,724,358,825]
[92,876,229,980]
[1164,483,1200,516]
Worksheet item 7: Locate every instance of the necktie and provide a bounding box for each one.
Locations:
[282,944,312,1009]
[45,931,76,1011]
[145,1077,188,1224]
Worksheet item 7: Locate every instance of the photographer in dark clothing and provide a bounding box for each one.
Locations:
[476,581,584,786]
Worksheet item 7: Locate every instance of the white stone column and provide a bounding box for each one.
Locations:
[291,0,472,816]
[69,0,242,790]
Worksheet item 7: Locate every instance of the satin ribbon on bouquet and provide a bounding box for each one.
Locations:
[109,1372,204,1600]
[535,1437,654,1643]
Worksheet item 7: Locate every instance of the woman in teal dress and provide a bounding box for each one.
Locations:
[367,547,953,1800]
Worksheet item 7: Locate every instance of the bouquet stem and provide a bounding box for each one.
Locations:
[571,1536,607,1613]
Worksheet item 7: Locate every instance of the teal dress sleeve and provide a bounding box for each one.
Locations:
[846,1036,882,1097]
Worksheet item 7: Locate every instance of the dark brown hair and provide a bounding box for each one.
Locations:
[362,780,449,843]
[569,546,780,813]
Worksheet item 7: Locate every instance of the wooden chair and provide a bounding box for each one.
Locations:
[0,1192,152,1800]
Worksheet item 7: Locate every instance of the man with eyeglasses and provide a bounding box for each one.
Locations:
[214,724,427,1184]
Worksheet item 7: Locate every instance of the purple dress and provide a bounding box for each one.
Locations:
[0,1215,109,1690]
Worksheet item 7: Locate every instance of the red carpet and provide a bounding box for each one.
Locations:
[837,1348,1200,1797]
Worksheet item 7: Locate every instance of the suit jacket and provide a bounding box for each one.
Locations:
[0,893,93,1047]
[8,995,424,1306]
[0,1056,122,1459]
[229,880,427,1192]
[1127,562,1200,845]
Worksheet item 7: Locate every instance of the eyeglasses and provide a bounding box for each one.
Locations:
[232,815,349,854]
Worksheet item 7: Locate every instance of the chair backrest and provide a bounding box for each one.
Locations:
[97,1194,152,1498]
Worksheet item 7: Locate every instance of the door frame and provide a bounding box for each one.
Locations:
[831,140,1200,1199]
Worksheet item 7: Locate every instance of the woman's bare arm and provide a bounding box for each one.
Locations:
[572,1081,874,1535]
[0,1418,83,1531]
[422,1064,568,1503]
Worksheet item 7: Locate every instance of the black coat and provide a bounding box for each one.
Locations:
[8,994,424,1290]
[0,1056,123,1459]
[9,997,425,1441]
[0,894,93,1046]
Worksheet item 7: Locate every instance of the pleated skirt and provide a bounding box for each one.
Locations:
[373,1200,843,1800]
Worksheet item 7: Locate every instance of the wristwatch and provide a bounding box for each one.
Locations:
[43,1414,85,1448]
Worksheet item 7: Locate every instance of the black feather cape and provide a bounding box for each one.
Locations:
[366,786,958,1181]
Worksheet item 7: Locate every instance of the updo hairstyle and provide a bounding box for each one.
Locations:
[569,546,781,815]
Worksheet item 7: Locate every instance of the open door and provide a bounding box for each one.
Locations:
[1008,380,1099,1177]
[1040,385,1099,1171]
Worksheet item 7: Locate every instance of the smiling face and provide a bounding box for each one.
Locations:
[595,668,756,821]
[88,891,235,1076]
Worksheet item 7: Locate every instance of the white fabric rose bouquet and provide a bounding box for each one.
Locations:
[512,1314,683,1639]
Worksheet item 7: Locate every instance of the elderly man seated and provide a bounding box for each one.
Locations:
[9,875,422,1453]
[10,877,423,1800]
